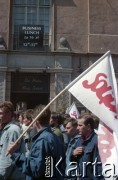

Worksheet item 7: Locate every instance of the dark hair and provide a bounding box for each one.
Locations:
[61,113,70,121]
[51,112,63,125]
[79,113,95,130]
[24,109,33,121]
[33,105,51,126]
[51,112,57,120]
[64,117,77,128]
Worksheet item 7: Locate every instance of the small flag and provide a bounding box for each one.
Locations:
[68,102,80,119]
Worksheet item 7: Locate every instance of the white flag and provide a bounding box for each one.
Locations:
[68,102,80,119]
[68,51,118,132]
[67,51,118,179]
[97,122,118,179]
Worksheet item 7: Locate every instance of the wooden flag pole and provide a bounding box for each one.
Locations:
[10,86,68,147]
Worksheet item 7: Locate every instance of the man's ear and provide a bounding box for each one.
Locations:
[36,120,41,129]
[87,124,91,130]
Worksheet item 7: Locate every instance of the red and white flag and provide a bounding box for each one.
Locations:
[66,51,118,179]
[68,102,80,119]
[68,51,118,131]
[97,122,118,179]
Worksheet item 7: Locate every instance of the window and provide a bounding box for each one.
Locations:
[12,0,51,51]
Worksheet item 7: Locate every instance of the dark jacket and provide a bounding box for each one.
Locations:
[11,126,66,180]
[71,131,105,180]
[66,134,81,180]
[66,134,81,172]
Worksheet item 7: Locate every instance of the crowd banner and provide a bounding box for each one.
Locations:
[68,102,80,119]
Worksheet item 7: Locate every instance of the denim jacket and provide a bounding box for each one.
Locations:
[0,120,26,179]
[72,131,105,180]
[66,134,81,173]
[11,126,66,180]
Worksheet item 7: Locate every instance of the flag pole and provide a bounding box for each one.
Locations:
[7,51,111,154]
[6,87,68,156]
[9,86,69,146]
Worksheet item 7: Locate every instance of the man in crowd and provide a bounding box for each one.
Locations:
[72,113,104,180]
[0,101,26,180]
[23,109,34,156]
[64,117,80,179]
[7,104,66,180]
[50,112,64,143]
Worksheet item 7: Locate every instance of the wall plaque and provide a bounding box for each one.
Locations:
[11,73,49,93]
[19,25,44,48]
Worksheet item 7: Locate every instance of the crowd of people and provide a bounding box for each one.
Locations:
[0,101,107,179]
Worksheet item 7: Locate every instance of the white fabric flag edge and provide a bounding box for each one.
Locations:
[65,51,111,91]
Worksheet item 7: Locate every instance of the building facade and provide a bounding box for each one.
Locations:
[0,0,118,112]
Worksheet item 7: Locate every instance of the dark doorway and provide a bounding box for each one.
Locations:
[11,72,50,110]
[11,92,49,110]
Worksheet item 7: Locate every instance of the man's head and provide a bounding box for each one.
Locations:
[33,105,51,129]
[49,112,58,127]
[77,113,95,138]
[23,109,33,126]
[0,101,14,127]
[64,117,78,138]
[18,111,25,125]
[49,112,63,127]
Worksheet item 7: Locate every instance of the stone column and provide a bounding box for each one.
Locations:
[5,72,11,101]
[55,73,71,113]
[50,73,56,111]
[0,72,6,102]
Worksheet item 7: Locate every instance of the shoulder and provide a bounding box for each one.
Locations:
[10,123,21,129]
[8,121,22,133]
[53,128,63,136]
[91,131,98,141]
[35,128,62,146]
[88,132,98,148]
[33,128,55,142]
